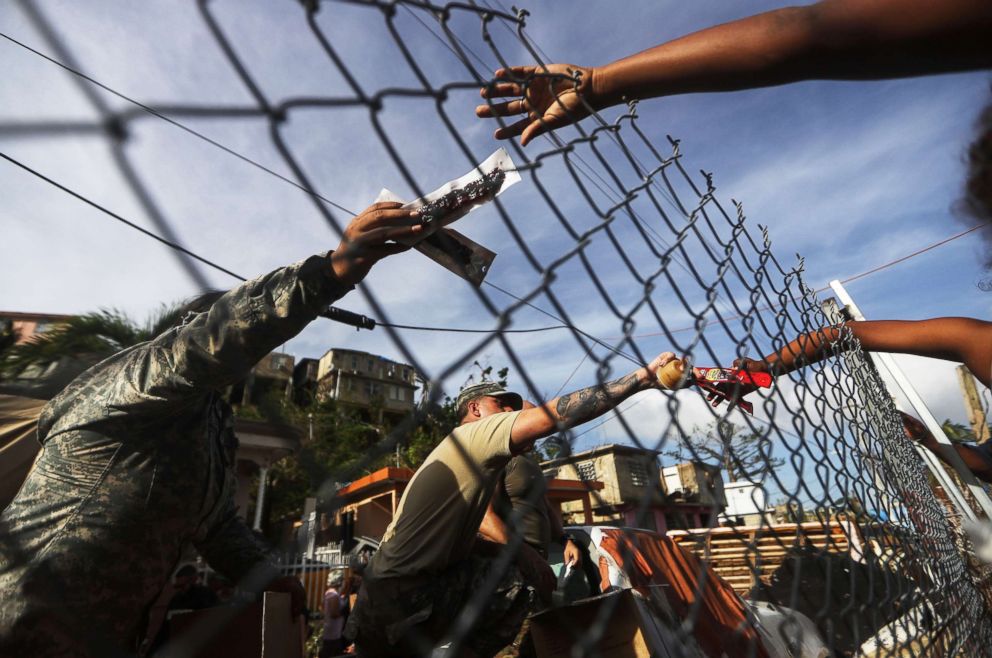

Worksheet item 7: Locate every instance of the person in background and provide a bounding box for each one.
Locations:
[321,571,350,658]
[901,412,992,484]
[479,448,588,658]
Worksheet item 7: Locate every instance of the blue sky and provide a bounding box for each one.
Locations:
[2,0,991,493]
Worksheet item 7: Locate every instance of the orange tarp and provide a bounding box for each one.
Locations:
[598,528,769,658]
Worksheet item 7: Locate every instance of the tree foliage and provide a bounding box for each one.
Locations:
[0,306,183,379]
[940,418,989,444]
[664,420,784,482]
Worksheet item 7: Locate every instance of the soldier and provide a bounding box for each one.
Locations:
[346,352,678,658]
[0,202,422,657]
[480,450,589,658]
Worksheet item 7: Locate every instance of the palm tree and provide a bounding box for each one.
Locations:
[0,319,18,358]
[940,419,988,444]
[0,306,183,381]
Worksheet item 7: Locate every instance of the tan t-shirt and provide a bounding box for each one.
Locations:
[368,410,520,579]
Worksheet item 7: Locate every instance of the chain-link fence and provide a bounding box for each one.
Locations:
[3,1,992,656]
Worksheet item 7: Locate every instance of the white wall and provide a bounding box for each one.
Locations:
[723,481,766,517]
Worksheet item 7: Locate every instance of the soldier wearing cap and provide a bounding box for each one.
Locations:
[346,351,678,657]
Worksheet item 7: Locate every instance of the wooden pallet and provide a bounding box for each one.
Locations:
[666,521,861,594]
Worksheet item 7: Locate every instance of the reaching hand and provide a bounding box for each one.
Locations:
[476,64,597,146]
[704,357,766,410]
[900,411,930,442]
[331,202,422,285]
[562,539,582,568]
[644,352,679,389]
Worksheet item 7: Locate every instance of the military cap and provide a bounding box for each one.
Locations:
[456,382,523,413]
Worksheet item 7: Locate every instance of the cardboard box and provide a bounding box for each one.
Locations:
[529,589,686,658]
[166,592,304,658]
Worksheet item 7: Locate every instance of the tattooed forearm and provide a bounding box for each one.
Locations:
[554,371,643,429]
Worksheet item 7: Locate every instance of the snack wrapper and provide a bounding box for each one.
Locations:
[374,148,520,286]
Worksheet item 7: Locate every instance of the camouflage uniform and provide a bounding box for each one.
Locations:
[0,254,352,658]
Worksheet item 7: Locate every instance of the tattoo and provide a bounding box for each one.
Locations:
[554,371,642,429]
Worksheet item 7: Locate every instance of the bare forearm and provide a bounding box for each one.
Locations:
[510,353,674,451]
[764,318,992,386]
[762,325,845,375]
[593,0,992,106]
[552,370,648,429]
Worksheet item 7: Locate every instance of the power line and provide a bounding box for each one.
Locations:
[0,151,247,282]
[9,142,982,343]
[378,321,567,334]
[0,30,358,218]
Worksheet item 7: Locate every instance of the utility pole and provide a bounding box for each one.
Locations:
[956,365,990,444]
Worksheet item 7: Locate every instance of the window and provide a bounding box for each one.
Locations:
[351,356,358,370]
[367,359,374,372]
[365,382,380,397]
[576,461,597,481]
[628,460,649,488]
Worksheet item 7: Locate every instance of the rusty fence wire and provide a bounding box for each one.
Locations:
[2,0,992,656]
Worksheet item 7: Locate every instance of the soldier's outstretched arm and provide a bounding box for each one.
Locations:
[136,203,421,398]
[508,351,677,453]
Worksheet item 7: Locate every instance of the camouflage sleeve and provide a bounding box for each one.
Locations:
[194,504,276,585]
[137,253,352,401]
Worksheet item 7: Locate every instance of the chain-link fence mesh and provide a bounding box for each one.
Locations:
[3,1,992,656]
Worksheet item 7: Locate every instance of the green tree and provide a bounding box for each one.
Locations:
[257,360,526,538]
[940,418,987,444]
[0,306,184,379]
[0,319,18,359]
[665,420,784,482]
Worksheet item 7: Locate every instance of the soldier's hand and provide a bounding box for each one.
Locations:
[331,202,422,285]
[476,64,597,146]
[642,352,678,389]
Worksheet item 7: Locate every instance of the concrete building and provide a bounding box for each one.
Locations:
[229,351,295,408]
[661,462,728,530]
[312,348,418,422]
[542,444,668,531]
[721,480,773,526]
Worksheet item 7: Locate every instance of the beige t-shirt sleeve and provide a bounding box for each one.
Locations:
[449,410,520,472]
